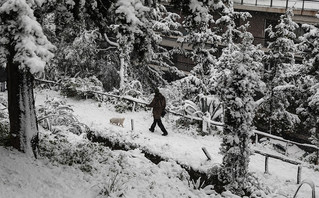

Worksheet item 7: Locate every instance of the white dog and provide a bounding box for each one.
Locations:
[110,117,125,127]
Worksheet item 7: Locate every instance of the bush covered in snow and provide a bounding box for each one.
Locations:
[164,82,223,134]
[113,100,135,113]
[301,152,319,169]
[109,80,148,113]
[119,80,143,98]
[37,97,90,135]
[206,165,271,197]
[60,76,104,99]
[39,134,101,172]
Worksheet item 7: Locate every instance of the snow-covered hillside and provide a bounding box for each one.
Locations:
[0,89,318,197]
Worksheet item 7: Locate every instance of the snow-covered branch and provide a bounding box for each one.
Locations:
[103,33,119,48]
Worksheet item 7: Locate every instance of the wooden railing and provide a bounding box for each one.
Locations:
[254,129,319,153]
[254,149,304,184]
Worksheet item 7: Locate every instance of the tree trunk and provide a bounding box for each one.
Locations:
[7,50,39,158]
[119,56,125,89]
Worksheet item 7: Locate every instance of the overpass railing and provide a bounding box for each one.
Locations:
[234,0,319,13]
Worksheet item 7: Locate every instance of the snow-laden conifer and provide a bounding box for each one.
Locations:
[215,3,265,194]
[177,0,221,97]
[0,0,54,157]
[298,20,319,156]
[261,8,300,136]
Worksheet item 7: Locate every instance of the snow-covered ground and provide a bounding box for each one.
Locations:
[1,89,319,197]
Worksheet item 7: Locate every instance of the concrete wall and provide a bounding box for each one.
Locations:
[243,11,281,46]
[235,4,319,46]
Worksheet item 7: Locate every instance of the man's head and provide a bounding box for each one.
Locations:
[154,88,160,96]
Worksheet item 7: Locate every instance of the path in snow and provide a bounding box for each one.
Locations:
[67,96,224,170]
[35,90,319,197]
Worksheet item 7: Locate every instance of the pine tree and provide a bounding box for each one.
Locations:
[262,8,300,136]
[177,0,222,98]
[298,21,319,163]
[0,0,54,157]
[215,3,265,194]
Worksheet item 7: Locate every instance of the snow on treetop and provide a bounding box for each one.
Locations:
[116,0,150,26]
[212,0,224,10]
[0,0,55,74]
[65,0,75,7]
[189,0,207,13]
[189,0,213,23]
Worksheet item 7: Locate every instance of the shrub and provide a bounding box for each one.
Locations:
[114,100,133,113]
[37,97,89,135]
[60,76,104,99]
[110,80,148,113]
[38,134,110,173]
[98,170,127,197]
[301,152,318,165]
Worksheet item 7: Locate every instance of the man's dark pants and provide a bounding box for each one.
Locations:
[150,118,168,135]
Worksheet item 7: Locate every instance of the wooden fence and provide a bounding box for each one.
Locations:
[254,149,304,184]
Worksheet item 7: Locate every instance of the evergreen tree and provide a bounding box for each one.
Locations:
[0,0,54,157]
[177,0,222,98]
[261,8,300,136]
[215,3,265,194]
[298,21,319,163]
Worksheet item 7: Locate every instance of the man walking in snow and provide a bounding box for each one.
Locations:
[147,88,168,136]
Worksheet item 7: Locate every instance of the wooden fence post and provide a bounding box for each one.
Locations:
[202,112,210,134]
[265,156,269,174]
[221,102,225,124]
[131,119,134,131]
[132,102,136,112]
[297,165,302,184]
[202,118,207,133]
[202,147,212,160]
[255,134,258,145]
